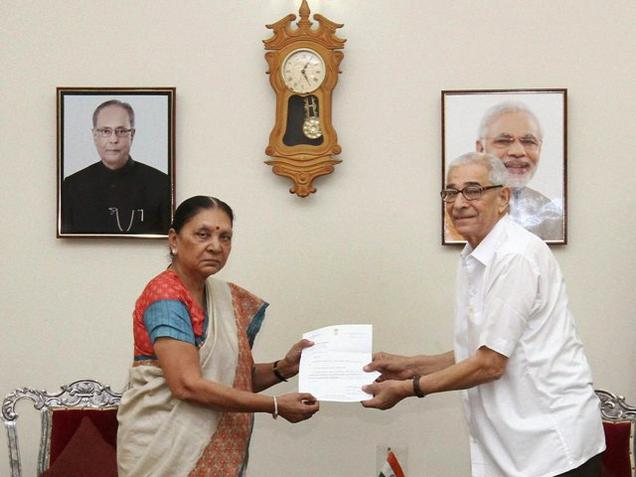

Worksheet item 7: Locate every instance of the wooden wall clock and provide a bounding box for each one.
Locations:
[264,0,345,197]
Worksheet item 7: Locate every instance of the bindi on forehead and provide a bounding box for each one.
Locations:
[196,221,229,233]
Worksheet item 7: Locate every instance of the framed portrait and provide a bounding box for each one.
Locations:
[57,87,175,238]
[441,88,567,245]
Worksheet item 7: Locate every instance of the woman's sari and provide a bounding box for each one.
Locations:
[117,272,267,477]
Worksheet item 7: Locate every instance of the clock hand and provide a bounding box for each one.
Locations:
[301,62,311,81]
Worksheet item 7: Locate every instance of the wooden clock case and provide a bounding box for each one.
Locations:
[264,0,345,197]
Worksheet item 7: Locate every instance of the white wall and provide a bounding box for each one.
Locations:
[1,1,635,475]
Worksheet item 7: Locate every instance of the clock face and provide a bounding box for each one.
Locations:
[282,49,326,94]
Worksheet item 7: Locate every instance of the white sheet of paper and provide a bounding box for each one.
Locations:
[299,324,380,402]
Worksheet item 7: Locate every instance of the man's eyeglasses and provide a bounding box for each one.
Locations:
[485,134,541,152]
[94,127,133,138]
[440,184,503,203]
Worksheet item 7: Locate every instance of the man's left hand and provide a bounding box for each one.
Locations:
[360,380,410,410]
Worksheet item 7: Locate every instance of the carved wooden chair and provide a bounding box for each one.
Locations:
[2,379,122,477]
[596,389,636,477]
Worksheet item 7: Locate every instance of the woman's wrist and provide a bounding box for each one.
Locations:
[273,359,294,381]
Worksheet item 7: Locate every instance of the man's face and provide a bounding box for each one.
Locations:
[92,105,134,170]
[477,111,541,188]
[446,163,510,248]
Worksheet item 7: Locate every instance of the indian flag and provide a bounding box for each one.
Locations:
[378,450,405,477]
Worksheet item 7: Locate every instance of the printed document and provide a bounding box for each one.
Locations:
[299,324,380,402]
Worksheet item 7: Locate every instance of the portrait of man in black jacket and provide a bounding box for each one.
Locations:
[61,99,171,235]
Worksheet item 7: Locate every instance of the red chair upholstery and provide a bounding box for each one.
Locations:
[601,420,634,477]
[48,408,119,466]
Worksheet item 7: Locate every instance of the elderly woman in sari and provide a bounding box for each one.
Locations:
[117,196,319,476]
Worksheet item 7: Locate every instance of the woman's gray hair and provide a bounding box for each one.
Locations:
[477,101,543,140]
[447,152,508,186]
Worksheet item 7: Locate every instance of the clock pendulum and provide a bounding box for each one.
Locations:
[302,96,322,139]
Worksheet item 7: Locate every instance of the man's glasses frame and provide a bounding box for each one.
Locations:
[440,184,503,203]
[94,127,134,138]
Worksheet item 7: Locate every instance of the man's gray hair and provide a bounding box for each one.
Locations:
[478,101,543,140]
[447,152,508,186]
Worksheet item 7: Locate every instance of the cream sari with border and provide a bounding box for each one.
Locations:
[117,277,266,477]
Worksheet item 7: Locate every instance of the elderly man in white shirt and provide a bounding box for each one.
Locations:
[362,152,605,477]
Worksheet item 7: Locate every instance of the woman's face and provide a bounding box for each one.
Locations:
[169,207,233,280]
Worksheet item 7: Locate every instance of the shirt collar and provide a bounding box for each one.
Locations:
[98,156,134,174]
[461,214,510,266]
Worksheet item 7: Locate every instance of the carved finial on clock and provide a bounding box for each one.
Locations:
[298,0,311,29]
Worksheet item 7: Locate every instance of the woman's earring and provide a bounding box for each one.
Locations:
[171,248,177,256]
